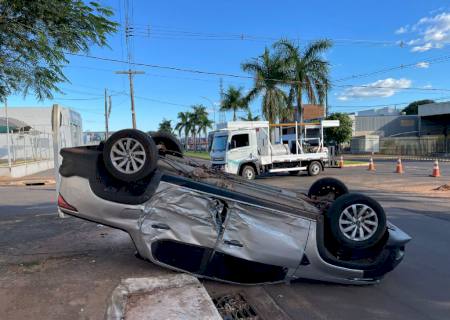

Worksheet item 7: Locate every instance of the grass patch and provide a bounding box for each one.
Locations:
[343,160,367,165]
[184,151,210,160]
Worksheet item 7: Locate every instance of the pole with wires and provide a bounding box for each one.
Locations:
[4,98,11,168]
[104,88,109,139]
[115,70,144,129]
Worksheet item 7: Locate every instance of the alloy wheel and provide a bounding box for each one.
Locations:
[110,138,146,174]
[338,204,378,241]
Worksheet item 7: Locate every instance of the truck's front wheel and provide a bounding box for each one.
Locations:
[308,161,322,176]
[241,165,256,180]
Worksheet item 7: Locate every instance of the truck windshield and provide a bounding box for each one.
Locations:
[211,135,228,152]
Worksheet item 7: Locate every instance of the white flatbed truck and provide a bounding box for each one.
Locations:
[209,120,339,179]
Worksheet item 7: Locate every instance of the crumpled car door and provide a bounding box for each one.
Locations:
[138,183,223,274]
[205,201,311,284]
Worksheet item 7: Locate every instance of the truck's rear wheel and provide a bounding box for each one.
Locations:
[308,161,322,176]
[241,165,256,180]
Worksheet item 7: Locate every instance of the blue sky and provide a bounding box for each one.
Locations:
[6,0,450,132]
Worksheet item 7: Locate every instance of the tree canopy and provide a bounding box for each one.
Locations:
[325,113,353,145]
[401,99,435,115]
[274,39,332,121]
[220,86,248,121]
[0,0,117,101]
[158,118,173,134]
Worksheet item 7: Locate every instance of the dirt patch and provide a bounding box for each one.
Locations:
[434,184,450,191]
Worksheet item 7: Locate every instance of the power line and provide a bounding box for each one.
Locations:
[65,52,450,92]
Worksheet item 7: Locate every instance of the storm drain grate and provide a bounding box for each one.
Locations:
[213,293,259,320]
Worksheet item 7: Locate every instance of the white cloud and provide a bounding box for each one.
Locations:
[411,42,433,52]
[397,12,450,52]
[415,61,430,68]
[395,26,409,34]
[423,84,433,89]
[338,78,412,100]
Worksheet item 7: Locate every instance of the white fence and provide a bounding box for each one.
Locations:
[0,129,54,166]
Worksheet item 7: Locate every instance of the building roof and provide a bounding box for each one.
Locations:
[0,117,31,133]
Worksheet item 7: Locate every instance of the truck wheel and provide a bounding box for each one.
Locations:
[326,193,387,250]
[308,177,348,200]
[308,161,322,176]
[241,165,256,180]
[103,129,157,182]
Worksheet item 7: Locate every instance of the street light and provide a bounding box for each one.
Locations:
[200,96,216,128]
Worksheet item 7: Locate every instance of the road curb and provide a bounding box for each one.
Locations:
[0,179,56,187]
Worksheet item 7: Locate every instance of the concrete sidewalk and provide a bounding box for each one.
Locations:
[0,169,55,186]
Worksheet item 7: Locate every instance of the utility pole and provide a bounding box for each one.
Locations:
[4,98,11,168]
[115,70,144,129]
[104,89,109,139]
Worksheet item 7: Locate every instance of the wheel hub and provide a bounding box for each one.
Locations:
[338,203,378,241]
[110,138,146,174]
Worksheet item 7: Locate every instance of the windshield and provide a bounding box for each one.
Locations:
[211,135,228,152]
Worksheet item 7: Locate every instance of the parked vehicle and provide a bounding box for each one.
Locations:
[210,120,339,179]
[58,129,410,285]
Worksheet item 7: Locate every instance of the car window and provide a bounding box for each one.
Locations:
[229,134,249,150]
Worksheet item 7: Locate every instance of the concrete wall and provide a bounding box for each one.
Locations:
[354,115,419,137]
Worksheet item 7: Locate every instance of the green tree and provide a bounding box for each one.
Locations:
[239,109,260,121]
[402,99,435,115]
[175,111,192,149]
[0,0,117,101]
[274,39,332,122]
[220,86,248,121]
[242,48,289,124]
[189,104,208,151]
[324,113,353,145]
[158,118,173,134]
[198,116,213,149]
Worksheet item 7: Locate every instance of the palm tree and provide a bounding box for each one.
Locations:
[190,104,208,151]
[198,116,213,149]
[220,86,248,121]
[274,39,332,122]
[175,111,191,149]
[158,118,173,133]
[239,109,260,121]
[241,48,290,124]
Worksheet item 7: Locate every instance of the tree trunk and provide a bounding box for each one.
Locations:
[233,109,236,121]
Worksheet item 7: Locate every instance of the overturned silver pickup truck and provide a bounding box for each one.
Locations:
[58,129,410,285]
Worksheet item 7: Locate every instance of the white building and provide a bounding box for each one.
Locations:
[0,105,82,177]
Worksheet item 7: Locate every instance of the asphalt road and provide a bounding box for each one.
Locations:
[1,165,450,319]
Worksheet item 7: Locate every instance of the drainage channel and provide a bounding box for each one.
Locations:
[213,293,260,320]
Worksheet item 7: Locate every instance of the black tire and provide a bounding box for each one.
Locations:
[241,165,256,180]
[103,129,157,182]
[308,177,349,200]
[326,193,387,249]
[308,161,322,176]
[149,131,184,157]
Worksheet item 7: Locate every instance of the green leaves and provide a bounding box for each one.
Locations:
[220,86,248,121]
[0,0,117,101]
[325,113,353,145]
[158,119,173,134]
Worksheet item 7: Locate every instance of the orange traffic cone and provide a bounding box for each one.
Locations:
[431,160,441,177]
[339,156,344,168]
[368,157,376,171]
[395,158,404,174]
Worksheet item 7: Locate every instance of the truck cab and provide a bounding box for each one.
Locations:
[210,120,339,180]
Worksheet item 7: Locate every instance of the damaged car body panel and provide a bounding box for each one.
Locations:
[58,130,411,285]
